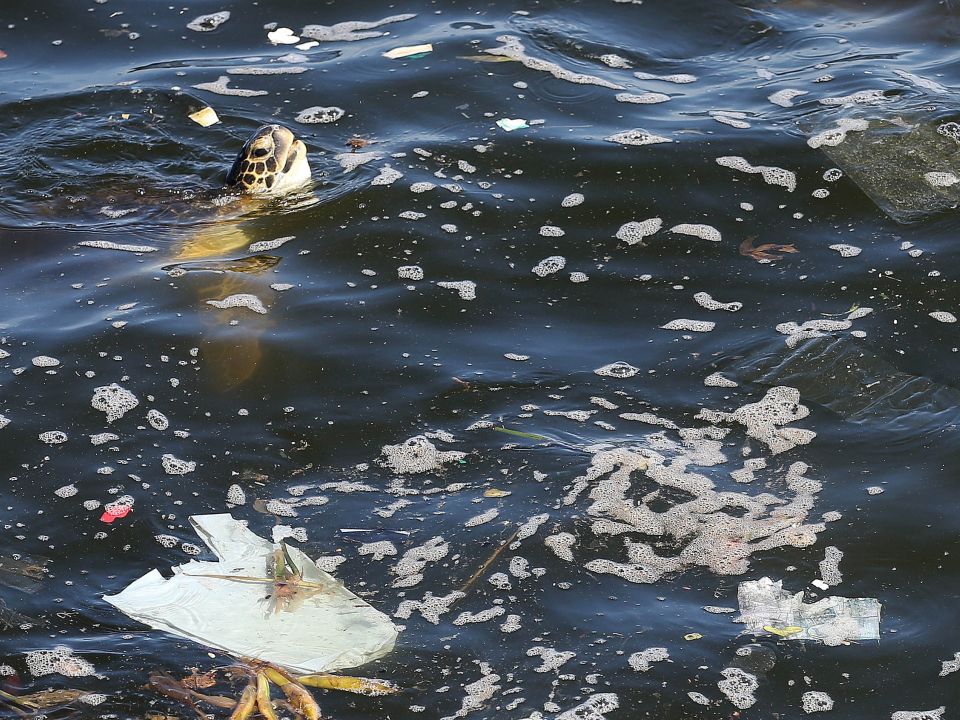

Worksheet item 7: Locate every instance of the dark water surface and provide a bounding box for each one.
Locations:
[1,0,960,717]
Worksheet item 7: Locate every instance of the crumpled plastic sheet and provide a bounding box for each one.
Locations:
[735,577,880,645]
[104,514,399,673]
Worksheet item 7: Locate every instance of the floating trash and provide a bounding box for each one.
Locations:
[383,43,433,59]
[735,577,880,645]
[104,514,399,673]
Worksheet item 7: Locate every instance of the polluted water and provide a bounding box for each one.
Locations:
[0,1,959,719]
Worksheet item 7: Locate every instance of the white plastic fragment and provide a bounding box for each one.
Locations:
[496,118,528,132]
[383,43,432,59]
[188,107,220,127]
[267,27,300,45]
[104,514,398,673]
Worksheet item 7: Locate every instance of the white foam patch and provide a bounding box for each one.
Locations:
[380,435,466,474]
[228,66,308,75]
[206,293,267,314]
[594,361,640,378]
[670,224,722,242]
[392,536,448,588]
[226,484,246,505]
[628,647,669,671]
[807,118,869,149]
[301,13,416,42]
[90,432,118,445]
[711,110,751,129]
[776,319,852,348]
[248,236,294,252]
[527,646,575,672]
[32,355,59,367]
[372,166,403,186]
[718,667,758,709]
[437,280,476,300]
[295,106,344,124]
[147,409,169,431]
[26,647,95,677]
[716,156,797,192]
[562,193,585,207]
[540,225,565,237]
[78,240,157,253]
[556,693,620,720]
[465,508,498,527]
[819,89,888,106]
[616,218,662,245]
[634,71,696,83]
[398,265,424,281]
[161,454,196,475]
[600,54,632,68]
[55,484,78,498]
[484,35,624,89]
[802,691,834,713]
[39,430,67,444]
[694,292,741,312]
[891,709,945,720]
[532,255,567,276]
[661,319,715,332]
[616,92,670,104]
[187,11,230,32]
[819,545,843,586]
[545,532,576,561]
[704,372,738,388]
[605,129,672,146]
[394,590,465,624]
[0,414,9,430]
[91,383,139,423]
[930,311,957,323]
[358,540,397,560]
[337,152,380,172]
[192,76,268,97]
[697,386,815,454]
[768,89,808,107]
[939,652,960,677]
[454,606,505,625]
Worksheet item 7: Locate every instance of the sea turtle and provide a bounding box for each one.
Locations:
[166,124,314,388]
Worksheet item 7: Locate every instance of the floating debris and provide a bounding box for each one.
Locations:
[188,106,220,127]
[105,515,398,672]
[383,43,433,59]
[78,240,157,253]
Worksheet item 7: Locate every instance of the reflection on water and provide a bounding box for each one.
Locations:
[1,0,960,718]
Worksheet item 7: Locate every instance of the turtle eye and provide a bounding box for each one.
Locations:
[252,147,269,158]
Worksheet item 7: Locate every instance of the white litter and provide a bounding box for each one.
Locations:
[104,514,398,673]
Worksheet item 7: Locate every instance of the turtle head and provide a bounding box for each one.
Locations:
[225,124,311,195]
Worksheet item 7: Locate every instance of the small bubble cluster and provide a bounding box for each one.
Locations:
[532,255,567,277]
[294,106,345,124]
[801,691,834,713]
[91,383,139,423]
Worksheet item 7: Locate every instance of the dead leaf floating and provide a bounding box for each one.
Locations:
[739,235,798,262]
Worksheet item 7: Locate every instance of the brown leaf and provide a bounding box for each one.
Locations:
[739,236,798,262]
[181,670,218,690]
